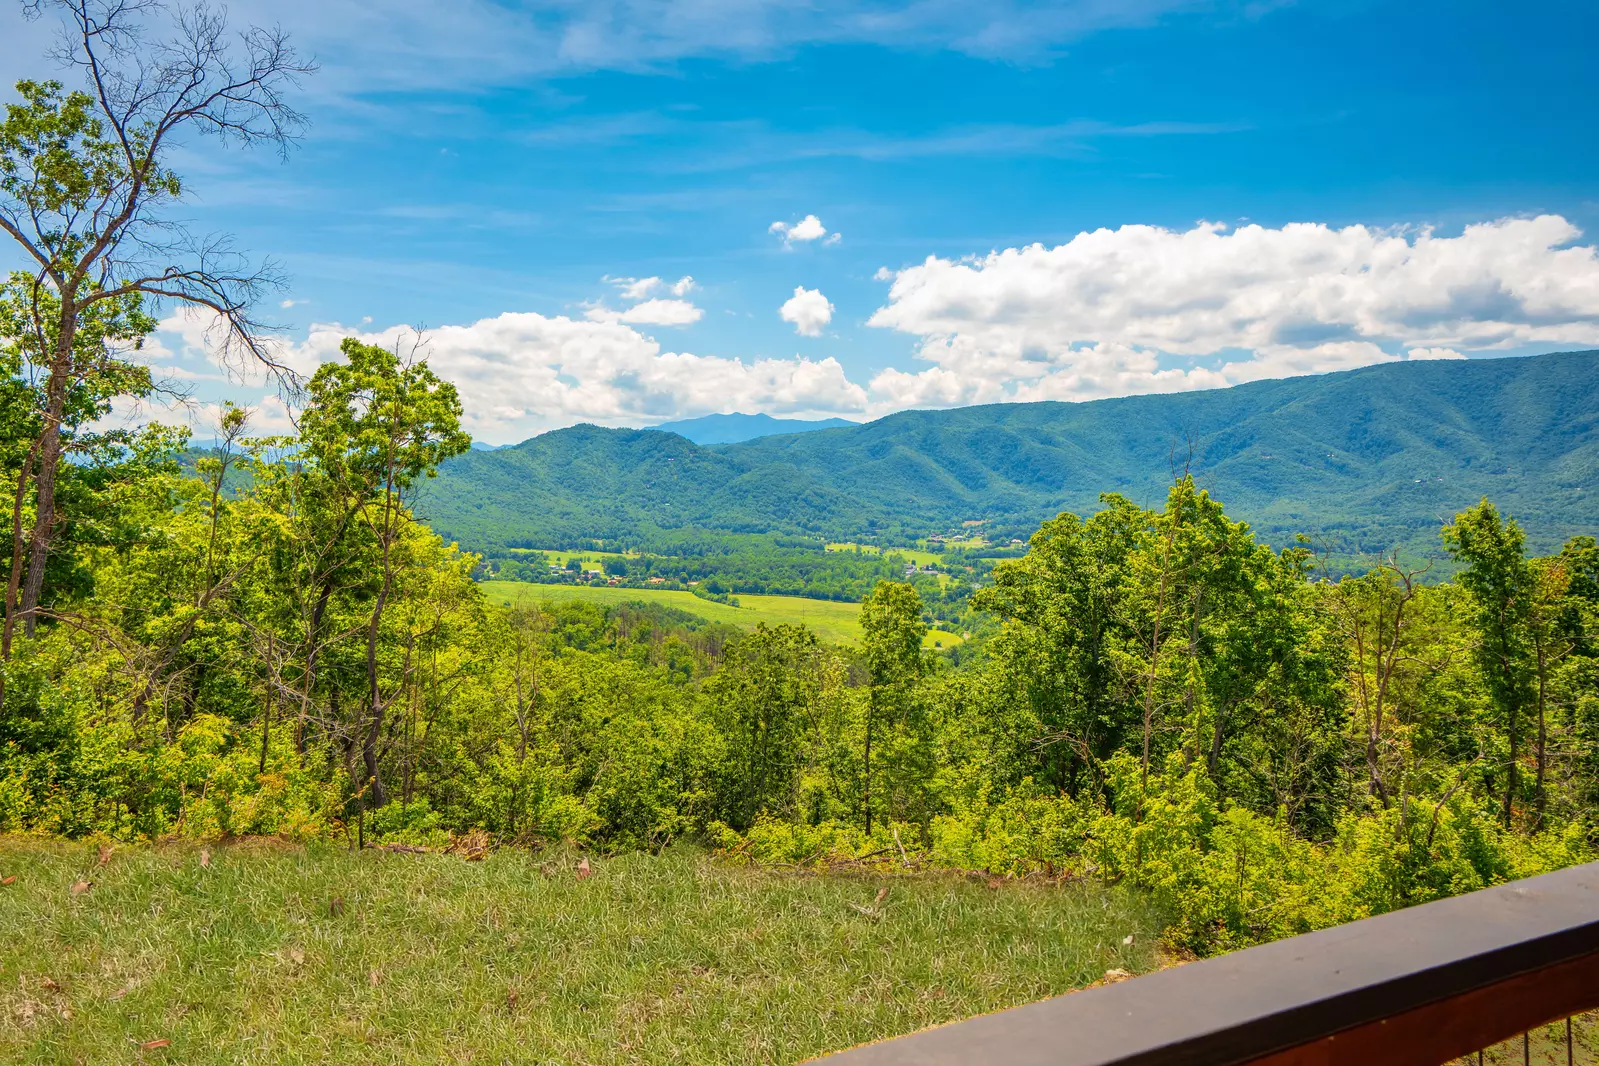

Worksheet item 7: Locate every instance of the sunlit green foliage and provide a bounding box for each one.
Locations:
[0,336,1595,960]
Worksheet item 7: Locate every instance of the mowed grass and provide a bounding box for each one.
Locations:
[479,581,964,649]
[0,841,1160,1066]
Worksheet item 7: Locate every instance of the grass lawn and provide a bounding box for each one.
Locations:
[479,582,964,649]
[0,841,1159,1065]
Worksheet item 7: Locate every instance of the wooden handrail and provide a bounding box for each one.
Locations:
[815,861,1599,1066]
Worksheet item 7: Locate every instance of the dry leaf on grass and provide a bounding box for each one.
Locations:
[1103,968,1132,982]
[1122,934,1135,946]
[576,857,592,881]
[445,829,491,861]
[329,896,345,918]
[1,875,15,886]
[97,844,113,866]
[368,968,381,987]
[70,880,93,896]
[199,849,211,868]
[139,1038,171,1050]
[40,977,61,992]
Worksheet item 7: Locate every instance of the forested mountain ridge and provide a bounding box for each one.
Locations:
[422,350,1599,555]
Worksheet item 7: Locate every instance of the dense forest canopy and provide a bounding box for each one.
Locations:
[2,0,1598,962]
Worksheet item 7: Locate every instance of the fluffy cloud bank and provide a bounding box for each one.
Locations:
[780,287,835,336]
[867,214,1599,407]
[144,214,1599,442]
[236,313,868,441]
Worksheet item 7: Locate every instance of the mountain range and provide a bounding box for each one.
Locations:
[419,350,1599,558]
[647,412,858,445]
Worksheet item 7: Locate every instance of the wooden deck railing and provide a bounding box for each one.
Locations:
[816,861,1599,1066]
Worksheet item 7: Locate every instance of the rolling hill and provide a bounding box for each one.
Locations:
[418,351,1599,557]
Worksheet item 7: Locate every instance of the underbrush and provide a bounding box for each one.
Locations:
[712,753,1595,955]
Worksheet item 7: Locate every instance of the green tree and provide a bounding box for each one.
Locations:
[0,2,311,634]
[297,338,471,817]
[858,580,926,834]
[0,274,157,650]
[703,622,838,829]
[974,496,1142,797]
[1443,499,1534,829]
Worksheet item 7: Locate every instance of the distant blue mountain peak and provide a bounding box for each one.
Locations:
[647,412,859,445]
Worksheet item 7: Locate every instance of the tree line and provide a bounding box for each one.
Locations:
[2,0,1596,958]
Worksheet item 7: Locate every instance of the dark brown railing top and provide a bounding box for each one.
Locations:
[816,861,1599,1066]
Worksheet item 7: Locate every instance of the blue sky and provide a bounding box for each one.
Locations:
[5,0,1599,442]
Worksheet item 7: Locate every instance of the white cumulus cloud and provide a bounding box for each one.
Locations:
[609,274,696,300]
[780,287,835,337]
[866,214,1599,408]
[770,214,836,247]
[141,213,1599,441]
[152,311,867,443]
[587,274,703,326]
[586,298,704,326]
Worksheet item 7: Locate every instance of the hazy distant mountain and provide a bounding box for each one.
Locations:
[649,412,859,445]
[422,351,1599,558]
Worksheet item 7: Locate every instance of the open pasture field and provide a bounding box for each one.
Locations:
[0,840,1157,1066]
[506,547,636,567]
[480,581,965,649]
[826,543,947,567]
[824,541,883,555]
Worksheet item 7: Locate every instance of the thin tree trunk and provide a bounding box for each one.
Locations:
[2,438,39,664]
[362,483,398,812]
[21,320,74,637]
[1503,640,1518,831]
[1140,506,1181,812]
[1534,636,1548,829]
[259,634,274,774]
[296,581,334,761]
[863,691,874,835]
